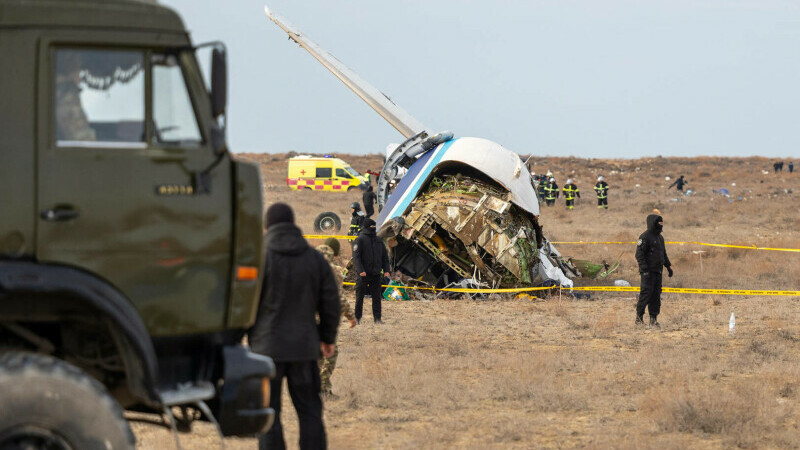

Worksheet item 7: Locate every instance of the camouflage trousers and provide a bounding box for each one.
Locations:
[319,345,339,393]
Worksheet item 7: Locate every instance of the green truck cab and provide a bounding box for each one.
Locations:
[0,0,274,447]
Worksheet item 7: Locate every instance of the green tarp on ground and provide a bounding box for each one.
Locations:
[383,281,410,301]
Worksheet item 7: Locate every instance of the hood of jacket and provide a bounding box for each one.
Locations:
[360,225,377,236]
[646,214,663,234]
[265,223,308,255]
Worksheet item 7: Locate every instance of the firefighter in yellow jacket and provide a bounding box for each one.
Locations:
[562,179,580,210]
[594,175,609,209]
[544,177,559,206]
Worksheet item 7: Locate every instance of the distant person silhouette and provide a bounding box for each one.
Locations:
[668,175,687,192]
[362,185,377,219]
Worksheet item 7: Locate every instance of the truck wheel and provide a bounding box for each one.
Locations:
[313,212,342,233]
[0,352,135,450]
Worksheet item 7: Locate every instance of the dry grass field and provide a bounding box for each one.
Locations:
[132,153,799,449]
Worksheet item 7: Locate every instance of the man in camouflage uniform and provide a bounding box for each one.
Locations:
[55,52,97,142]
[316,244,357,397]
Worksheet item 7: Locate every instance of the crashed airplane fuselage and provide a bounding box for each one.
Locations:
[377,137,575,289]
[265,7,576,289]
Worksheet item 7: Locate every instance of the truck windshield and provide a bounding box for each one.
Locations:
[345,166,360,177]
[55,49,145,146]
[54,48,202,148]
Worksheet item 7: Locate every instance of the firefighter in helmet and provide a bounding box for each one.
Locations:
[594,175,609,209]
[348,202,365,236]
[562,179,580,210]
[544,177,559,206]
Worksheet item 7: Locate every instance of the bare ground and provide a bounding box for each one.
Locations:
[131,154,799,449]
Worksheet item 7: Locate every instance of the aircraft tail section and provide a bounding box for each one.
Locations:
[264,6,430,139]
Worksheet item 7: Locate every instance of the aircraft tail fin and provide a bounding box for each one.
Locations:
[264,6,431,139]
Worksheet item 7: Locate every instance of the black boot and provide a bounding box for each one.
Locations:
[649,315,660,329]
[635,314,644,326]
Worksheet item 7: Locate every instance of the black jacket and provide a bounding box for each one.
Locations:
[669,176,686,190]
[635,214,672,274]
[353,227,390,276]
[249,223,340,361]
[349,211,365,236]
[545,182,559,199]
[362,189,377,215]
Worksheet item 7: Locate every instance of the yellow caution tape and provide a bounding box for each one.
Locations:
[552,240,800,252]
[340,281,554,293]
[571,286,800,295]
[570,286,639,292]
[304,235,799,252]
[662,287,800,296]
[340,282,800,296]
[305,234,356,241]
[551,241,637,245]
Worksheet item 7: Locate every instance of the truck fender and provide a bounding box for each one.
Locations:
[0,260,160,405]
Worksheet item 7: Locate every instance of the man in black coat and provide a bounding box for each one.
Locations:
[250,203,340,450]
[668,175,687,192]
[362,185,377,219]
[353,219,390,324]
[635,214,673,328]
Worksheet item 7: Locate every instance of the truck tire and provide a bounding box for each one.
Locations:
[313,212,342,233]
[0,352,135,450]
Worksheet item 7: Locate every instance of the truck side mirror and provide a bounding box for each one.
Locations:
[210,47,227,119]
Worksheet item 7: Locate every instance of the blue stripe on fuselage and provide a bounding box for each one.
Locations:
[376,138,457,227]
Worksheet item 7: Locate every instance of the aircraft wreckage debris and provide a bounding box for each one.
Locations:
[379,174,582,289]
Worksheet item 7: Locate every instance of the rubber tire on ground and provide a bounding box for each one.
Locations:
[313,212,342,233]
[0,352,135,450]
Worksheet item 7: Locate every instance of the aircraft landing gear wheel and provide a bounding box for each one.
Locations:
[313,212,342,233]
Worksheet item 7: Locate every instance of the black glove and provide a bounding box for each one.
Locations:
[667,266,674,278]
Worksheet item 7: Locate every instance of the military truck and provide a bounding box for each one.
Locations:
[0,0,275,448]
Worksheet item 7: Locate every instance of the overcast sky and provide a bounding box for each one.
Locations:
[161,0,800,158]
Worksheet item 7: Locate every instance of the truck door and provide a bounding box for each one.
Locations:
[36,45,233,336]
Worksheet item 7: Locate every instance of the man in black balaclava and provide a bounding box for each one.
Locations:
[362,185,377,219]
[352,218,390,324]
[634,214,673,328]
